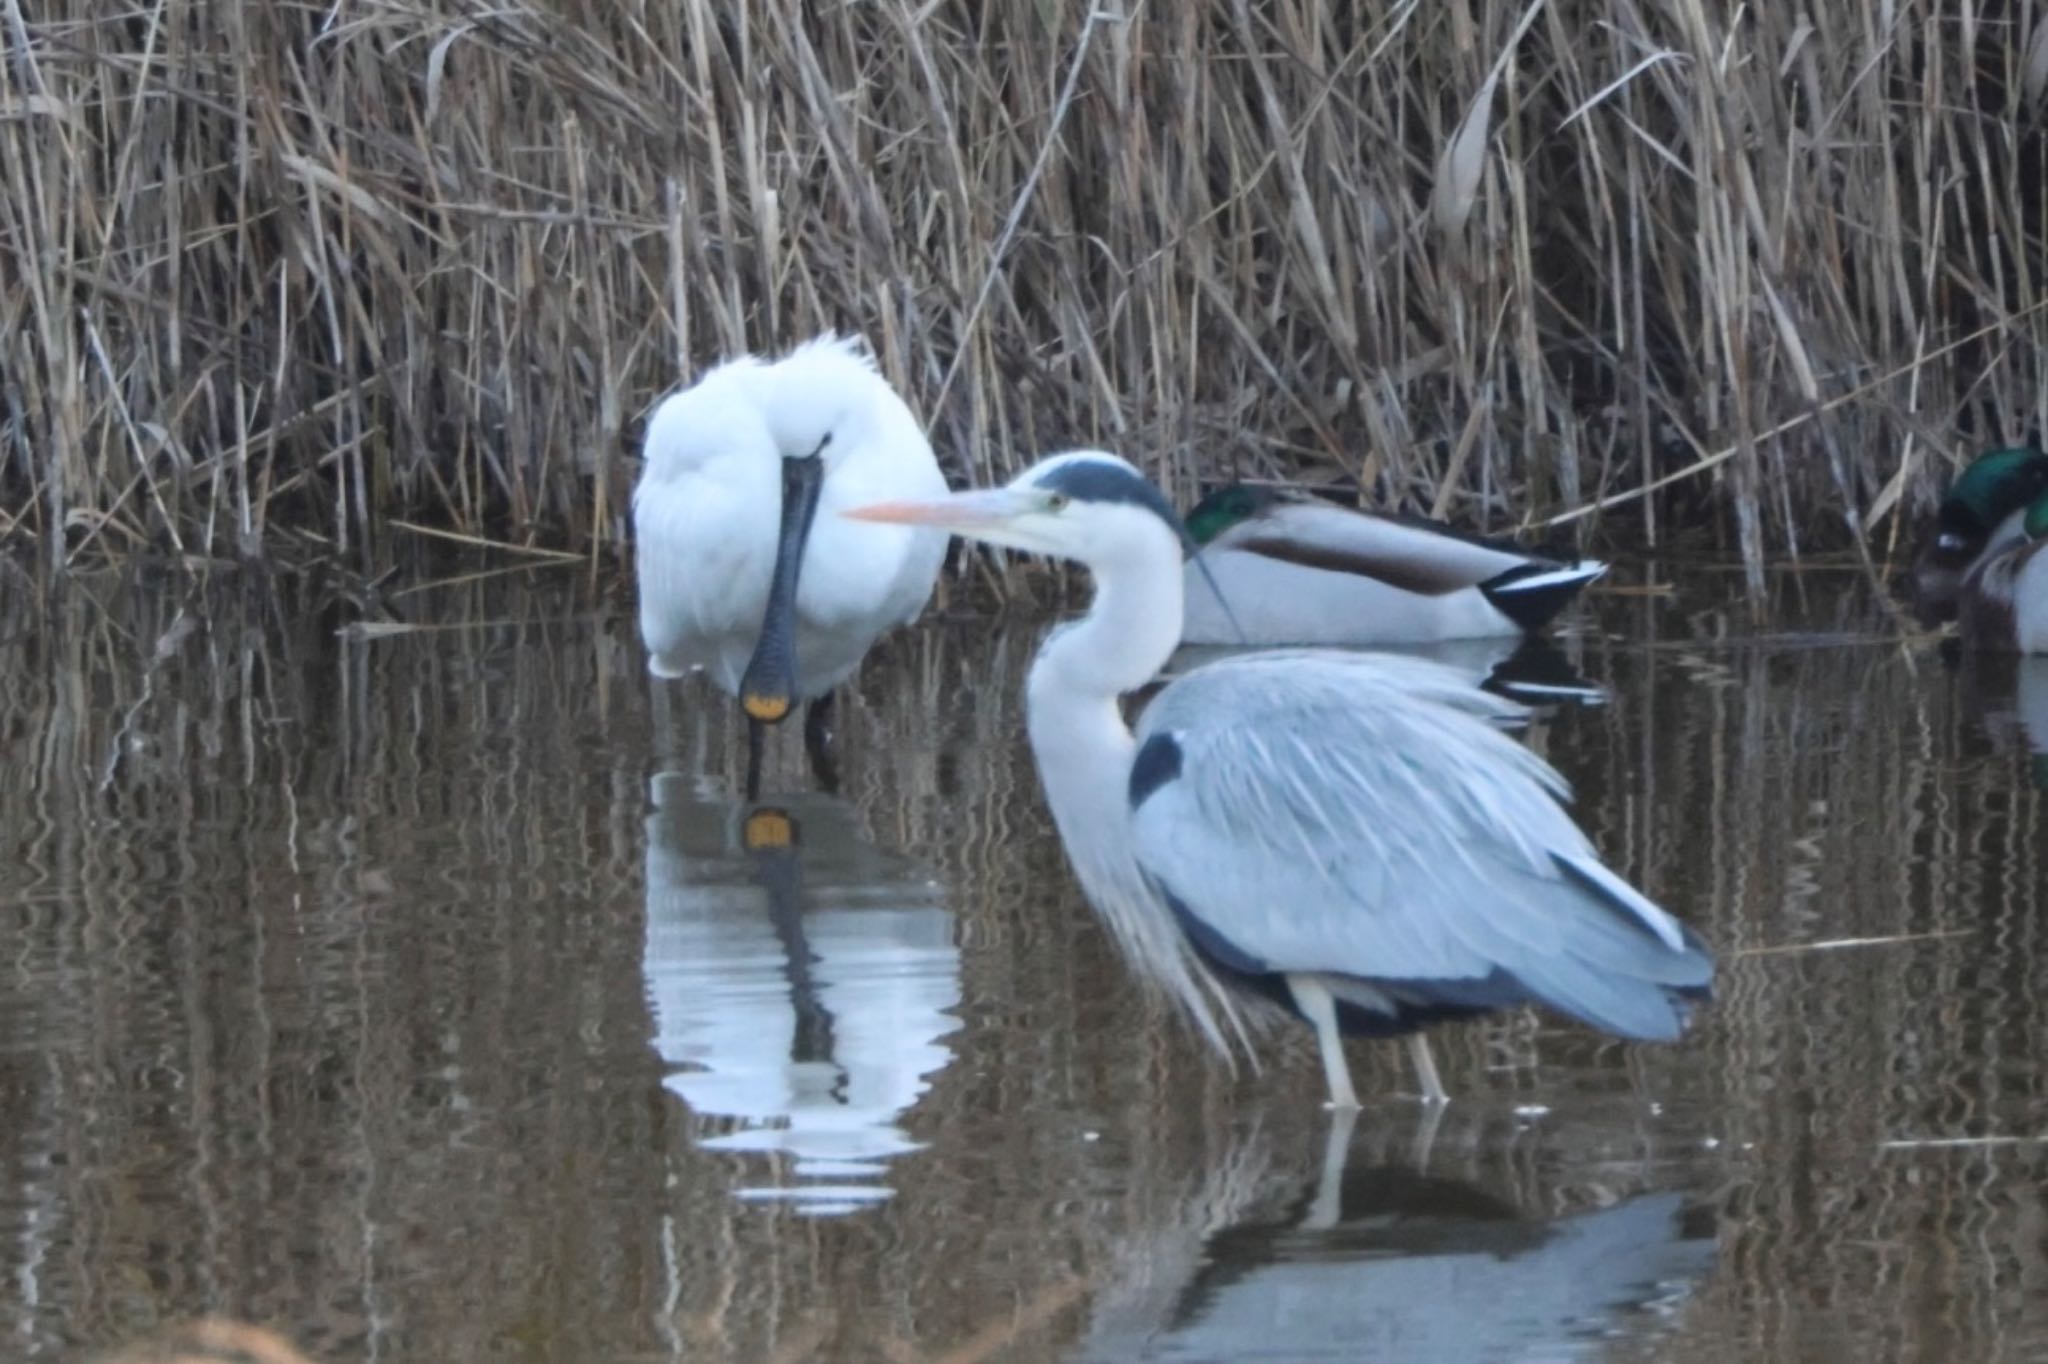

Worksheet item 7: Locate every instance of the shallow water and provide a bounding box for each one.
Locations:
[3,563,2048,1362]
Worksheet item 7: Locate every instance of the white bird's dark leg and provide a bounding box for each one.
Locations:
[649,679,680,771]
[804,693,839,794]
[1405,1033,1449,1106]
[1286,974,1360,1110]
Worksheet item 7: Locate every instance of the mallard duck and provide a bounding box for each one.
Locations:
[1179,483,1606,646]
[1909,447,2048,626]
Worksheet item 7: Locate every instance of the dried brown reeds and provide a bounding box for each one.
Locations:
[5,2,2048,580]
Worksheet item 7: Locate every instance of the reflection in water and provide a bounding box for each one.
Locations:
[1077,1113,1715,1363]
[1955,651,2048,789]
[1172,633,1605,708]
[8,569,2048,1360]
[642,774,960,1215]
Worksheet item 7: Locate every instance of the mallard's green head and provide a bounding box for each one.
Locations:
[1911,447,2048,624]
[1938,448,2048,540]
[1184,482,1288,547]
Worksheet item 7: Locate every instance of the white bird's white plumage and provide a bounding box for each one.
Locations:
[632,332,948,697]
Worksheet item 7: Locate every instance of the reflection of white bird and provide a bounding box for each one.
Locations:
[850,453,1710,1108]
[633,333,948,794]
[1077,1117,1716,1363]
[641,775,960,1215]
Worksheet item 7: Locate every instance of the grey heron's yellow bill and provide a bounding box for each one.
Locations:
[842,488,1039,531]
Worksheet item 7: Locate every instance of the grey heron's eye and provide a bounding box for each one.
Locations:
[1045,492,1071,513]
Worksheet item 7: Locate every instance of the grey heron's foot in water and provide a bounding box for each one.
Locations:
[1288,975,1363,1110]
[804,696,840,795]
[745,717,766,803]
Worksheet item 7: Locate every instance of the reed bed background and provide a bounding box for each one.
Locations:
[6,1,2048,582]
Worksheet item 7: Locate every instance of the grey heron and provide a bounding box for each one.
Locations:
[633,333,948,795]
[1181,481,1605,647]
[849,452,1713,1107]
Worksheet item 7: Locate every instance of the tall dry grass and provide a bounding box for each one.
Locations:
[5,2,2048,582]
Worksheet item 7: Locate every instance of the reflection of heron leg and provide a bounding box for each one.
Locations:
[1406,1033,1448,1106]
[745,717,765,802]
[1287,975,1359,1110]
[1302,1105,1359,1230]
[1406,1098,1446,1170]
[804,694,840,795]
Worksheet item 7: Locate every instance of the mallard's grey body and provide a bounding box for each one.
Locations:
[1181,484,1605,647]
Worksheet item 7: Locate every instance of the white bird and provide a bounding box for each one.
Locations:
[849,452,1712,1108]
[1180,481,1606,647]
[633,333,949,794]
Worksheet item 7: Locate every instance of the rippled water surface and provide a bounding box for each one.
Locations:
[5,563,2048,1362]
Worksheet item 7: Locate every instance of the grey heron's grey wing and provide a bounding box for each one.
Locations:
[1128,653,1711,1040]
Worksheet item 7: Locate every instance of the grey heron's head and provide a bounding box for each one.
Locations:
[841,451,1187,570]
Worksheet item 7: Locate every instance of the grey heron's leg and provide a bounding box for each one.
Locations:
[1405,1032,1449,1106]
[803,694,840,795]
[1303,1104,1360,1230]
[745,716,766,803]
[1286,974,1360,1110]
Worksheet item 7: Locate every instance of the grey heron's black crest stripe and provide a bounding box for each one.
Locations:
[1037,457,1251,644]
[1034,458,1186,537]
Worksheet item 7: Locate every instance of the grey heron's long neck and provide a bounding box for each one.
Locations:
[1023,545,1184,873]
[1022,547,1239,1054]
